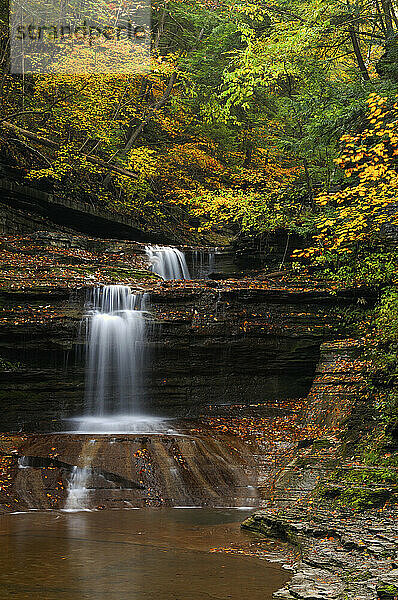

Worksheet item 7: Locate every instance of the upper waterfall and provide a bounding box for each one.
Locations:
[145,245,190,280]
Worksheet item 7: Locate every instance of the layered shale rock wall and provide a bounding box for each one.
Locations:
[0,282,361,431]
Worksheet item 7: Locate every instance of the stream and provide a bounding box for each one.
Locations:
[0,508,289,600]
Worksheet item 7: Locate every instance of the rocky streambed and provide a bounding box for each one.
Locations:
[242,507,398,600]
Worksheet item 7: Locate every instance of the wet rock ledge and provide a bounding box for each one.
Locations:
[242,507,398,600]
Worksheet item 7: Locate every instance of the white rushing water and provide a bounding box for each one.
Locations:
[64,438,99,511]
[67,285,162,434]
[145,245,190,280]
[64,466,92,511]
[84,285,148,417]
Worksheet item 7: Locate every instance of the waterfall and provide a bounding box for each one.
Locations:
[84,285,148,417]
[145,245,190,280]
[65,286,157,508]
[64,283,256,511]
[64,467,91,511]
[65,284,167,434]
[60,283,259,510]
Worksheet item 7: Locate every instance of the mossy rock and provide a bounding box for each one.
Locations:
[319,485,342,500]
[377,583,398,599]
[338,487,392,511]
[330,467,398,487]
[377,569,398,599]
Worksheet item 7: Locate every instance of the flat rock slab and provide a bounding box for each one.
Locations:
[243,507,398,600]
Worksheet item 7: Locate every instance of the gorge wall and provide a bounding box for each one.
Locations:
[0,278,362,432]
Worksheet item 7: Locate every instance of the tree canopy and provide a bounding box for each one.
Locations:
[1,0,398,252]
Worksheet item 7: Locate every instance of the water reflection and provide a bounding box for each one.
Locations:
[0,509,288,600]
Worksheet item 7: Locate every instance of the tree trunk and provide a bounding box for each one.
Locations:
[348,25,371,80]
[303,158,314,203]
[154,2,168,52]
[243,144,253,167]
[124,71,177,151]
[102,71,177,186]
[381,0,394,34]
[374,0,387,35]
[389,0,398,29]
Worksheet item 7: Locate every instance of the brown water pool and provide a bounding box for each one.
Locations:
[0,508,289,599]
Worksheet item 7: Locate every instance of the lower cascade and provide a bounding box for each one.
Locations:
[145,245,190,280]
[64,439,100,511]
[64,466,91,511]
[57,431,258,510]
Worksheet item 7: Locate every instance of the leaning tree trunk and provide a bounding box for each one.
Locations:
[125,71,177,151]
[348,25,371,81]
[381,0,395,35]
[153,1,168,53]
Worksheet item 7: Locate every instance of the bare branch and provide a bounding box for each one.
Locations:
[1,121,139,179]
